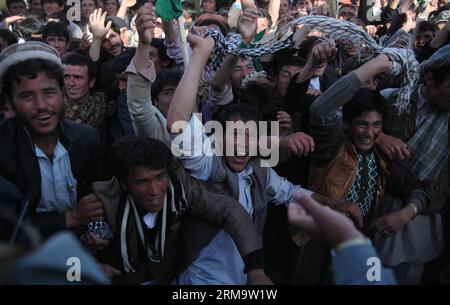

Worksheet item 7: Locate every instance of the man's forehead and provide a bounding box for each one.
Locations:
[237,57,253,66]
[128,166,167,178]
[64,64,88,73]
[281,65,301,73]
[12,74,60,90]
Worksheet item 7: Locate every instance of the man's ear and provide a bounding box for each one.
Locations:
[89,77,96,89]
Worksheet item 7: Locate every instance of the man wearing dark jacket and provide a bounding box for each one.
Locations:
[0,42,104,237]
[90,136,271,285]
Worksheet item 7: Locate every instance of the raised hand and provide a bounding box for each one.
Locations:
[122,0,137,8]
[237,8,258,44]
[376,132,410,160]
[80,32,94,52]
[89,8,112,40]
[187,30,215,57]
[310,39,337,68]
[402,9,416,33]
[292,24,310,49]
[135,3,156,45]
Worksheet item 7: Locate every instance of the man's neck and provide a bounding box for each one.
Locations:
[70,93,90,105]
[33,132,60,160]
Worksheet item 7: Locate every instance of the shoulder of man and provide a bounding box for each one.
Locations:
[61,119,100,144]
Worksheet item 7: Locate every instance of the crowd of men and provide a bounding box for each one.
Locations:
[0,0,449,285]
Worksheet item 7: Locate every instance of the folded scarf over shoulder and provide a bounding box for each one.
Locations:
[120,169,188,273]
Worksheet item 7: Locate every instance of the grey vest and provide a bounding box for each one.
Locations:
[180,157,269,271]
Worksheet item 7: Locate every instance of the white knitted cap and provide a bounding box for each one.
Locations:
[0,41,61,93]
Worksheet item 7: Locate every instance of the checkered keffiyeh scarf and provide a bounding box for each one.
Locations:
[401,46,450,183]
[206,16,419,114]
[403,108,449,183]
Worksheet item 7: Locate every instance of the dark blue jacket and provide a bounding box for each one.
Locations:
[0,117,102,237]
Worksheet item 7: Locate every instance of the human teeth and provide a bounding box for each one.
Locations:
[37,113,51,120]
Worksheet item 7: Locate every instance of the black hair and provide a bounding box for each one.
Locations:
[215,103,261,128]
[342,88,386,123]
[275,56,306,75]
[417,21,437,34]
[104,0,120,5]
[150,38,175,68]
[26,9,47,24]
[16,17,45,40]
[6,0,25,9]
[151,67,183,102]
[42,21,69,42]
[105,16,123,35]
[240,81,284,121]
[81,0,99,7]
[0,30,18,47]
[339,4,357,13]
[429,65,450,86]
[47,11,70,26]
[2,59,64,100]
[112,136,173,180]
[43,0,65,7]
[62,52,97,80]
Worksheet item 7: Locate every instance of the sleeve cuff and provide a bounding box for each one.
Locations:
[243,248,266,273]
[334,237,371,252]
[125,57,156,82]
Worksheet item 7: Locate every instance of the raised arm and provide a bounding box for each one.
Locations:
[310,52,392,125]
[88,9,112,62]
[116,0,136,20]
[267,0,281,28]
[126,3,172,145]
[210,7,258,93]
[167,33,214,131]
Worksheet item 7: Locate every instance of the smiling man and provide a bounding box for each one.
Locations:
[0,42,104,238]
[90,136,271,285]
[62,53,115,144]
[308,40,392,231]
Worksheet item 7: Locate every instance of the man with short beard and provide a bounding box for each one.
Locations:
[0,42,104,238]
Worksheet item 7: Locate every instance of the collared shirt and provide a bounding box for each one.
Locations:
[35,141,77,213]
[174,114,307,284]
[309,77,321,91]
